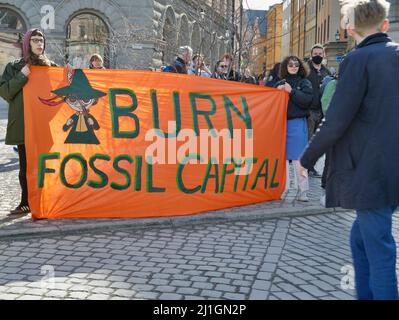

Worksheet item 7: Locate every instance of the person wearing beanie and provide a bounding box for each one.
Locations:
[89,53,105,69]
[0,28,57,215]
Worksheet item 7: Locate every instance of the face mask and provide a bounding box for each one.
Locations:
[312,55,323,65]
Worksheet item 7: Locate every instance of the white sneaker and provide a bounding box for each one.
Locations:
[320,194,326,207]
[297,191,309,202]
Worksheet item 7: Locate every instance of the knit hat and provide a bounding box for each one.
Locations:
[22,28,46,63]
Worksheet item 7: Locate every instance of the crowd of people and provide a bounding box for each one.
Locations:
[162,46,261,84]
[159,41,340,205]
[0,0,398,301]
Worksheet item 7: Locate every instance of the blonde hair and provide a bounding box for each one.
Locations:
[341,0,391,36]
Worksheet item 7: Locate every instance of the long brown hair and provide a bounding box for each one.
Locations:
[27,29,51,66]
[279,56,308,79]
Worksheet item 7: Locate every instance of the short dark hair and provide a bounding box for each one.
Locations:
[31,29,44,38]
[311,44,324,55]
[214,60,222,73]
[279,56,308,79]
[269,63,281,79]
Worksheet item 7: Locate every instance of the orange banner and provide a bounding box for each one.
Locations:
[24,66,288,219]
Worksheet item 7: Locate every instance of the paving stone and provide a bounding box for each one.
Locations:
[155,286,176,293]
[208,277,230,285]
[169,280,191,287]
[87,294,110,300]
[135,291,159,299]
[113,289,135,298]
[200,290,223,298]
[299,284,328,297]
[176,287,200,295]
[249,289,268,300]
[192,282,213,290]
[159,293,183,300]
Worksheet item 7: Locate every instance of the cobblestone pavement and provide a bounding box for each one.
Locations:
[0,211,398,300]
[4,105,397,300]
[0,212,347,299]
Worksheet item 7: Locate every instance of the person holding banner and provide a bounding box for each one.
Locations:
[0,28,57,215]
[275,56,313,202]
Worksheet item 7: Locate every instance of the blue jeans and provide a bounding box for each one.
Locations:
[350,206,398,300]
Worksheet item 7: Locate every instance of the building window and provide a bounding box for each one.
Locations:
[327,16,330,41]
[162,8,177,65]
[0,7,25,74]
[390,0,399,22]
[66,13,109,68]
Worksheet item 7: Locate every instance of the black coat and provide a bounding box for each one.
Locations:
[265,74,280,88]
[163,57,187,74]
[276,75,313,120]
[307,62,331,112]
[300,33,399,210]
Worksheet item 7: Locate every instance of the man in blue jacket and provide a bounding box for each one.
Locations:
[300,0,399,300]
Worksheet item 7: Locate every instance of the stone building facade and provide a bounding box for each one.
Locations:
[0,0,234,73]
[281,0,291,60]
[265,3,282,71]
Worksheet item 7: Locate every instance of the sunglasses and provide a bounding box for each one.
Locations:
[30,38,44,44]
[288,63,300,68]
[219,65,228,68]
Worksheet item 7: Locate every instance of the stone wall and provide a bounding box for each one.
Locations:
[0,0,232,70]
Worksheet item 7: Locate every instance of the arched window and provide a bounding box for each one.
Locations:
[191,23,201,55]
[66,13,109,68]
[178,15,190,48]
[162,8,177,64]
[0,7,26,74]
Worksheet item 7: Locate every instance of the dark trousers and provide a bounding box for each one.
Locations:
[351,206,398,300]
[307,110,323,172]
[17,144,28,206]
[307,110,323,140]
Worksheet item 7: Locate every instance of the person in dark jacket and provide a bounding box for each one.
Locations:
[300,0,398,300]
[276,56,313,202]
[265,62,281,88]
[211,60,227,80]
[241,68,257,84]
[220,53,240,81]
[306,44,331,177]
[162,46,193,74]
[0,28,57,215]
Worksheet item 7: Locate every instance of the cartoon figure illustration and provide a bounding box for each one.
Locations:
[40,69,106,144]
